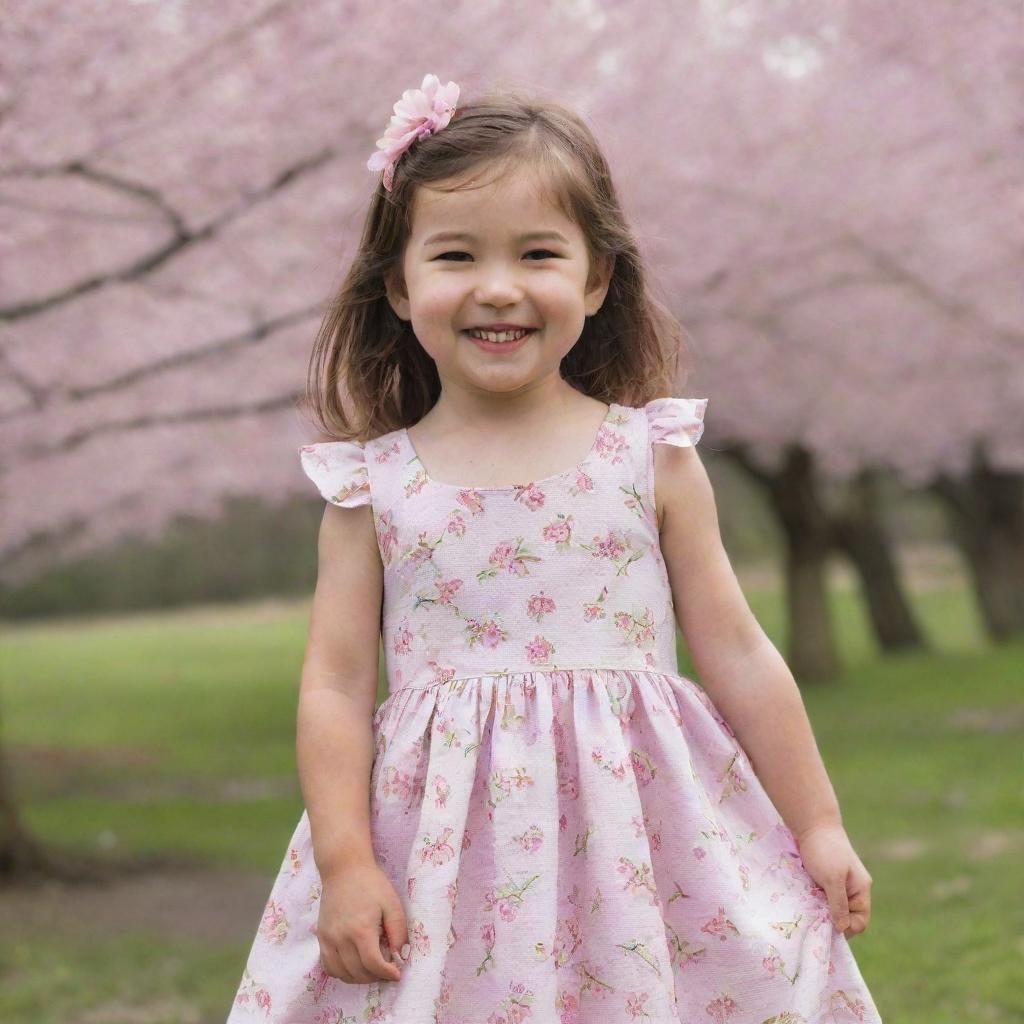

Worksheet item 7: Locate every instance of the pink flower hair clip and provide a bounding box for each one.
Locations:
[367,73,460,192]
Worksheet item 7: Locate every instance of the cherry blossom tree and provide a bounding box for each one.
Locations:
[1,0,1020,873]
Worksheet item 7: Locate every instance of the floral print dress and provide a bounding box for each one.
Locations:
[227,397,883,1024]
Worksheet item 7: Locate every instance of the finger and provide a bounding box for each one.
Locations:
[339,941,375,985]
[380,930,406,978]
[318,944,343,982]
[849,894,870,917]
[381,901,409,965]
[850,906,870,931]
[847,887,871,919]
[829,876,851,931]
[359,928,402,982]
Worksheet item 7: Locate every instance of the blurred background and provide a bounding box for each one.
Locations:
[1,1,1022,1020]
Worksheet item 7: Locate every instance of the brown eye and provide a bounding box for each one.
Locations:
[433,250,560,262]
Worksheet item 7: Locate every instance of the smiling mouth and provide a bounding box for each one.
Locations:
[463,328,537,344]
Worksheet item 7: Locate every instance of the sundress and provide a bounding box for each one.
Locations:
[227,397,884,1023]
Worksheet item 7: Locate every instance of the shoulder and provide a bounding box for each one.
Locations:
[298,438,372,508]
[654,442,711,532]
[643,396,708,447]
[640,397,710,531]
[299,440,383,574]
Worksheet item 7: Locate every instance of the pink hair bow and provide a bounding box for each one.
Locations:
[367,73,461,192]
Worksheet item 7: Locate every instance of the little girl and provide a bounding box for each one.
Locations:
[228,74,882,1023]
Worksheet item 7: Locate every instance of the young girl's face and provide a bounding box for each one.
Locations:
[385,162,612,399]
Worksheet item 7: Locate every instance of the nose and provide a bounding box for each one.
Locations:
[472,261,524,307]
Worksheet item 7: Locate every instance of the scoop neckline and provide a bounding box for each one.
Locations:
[401,402,619,492]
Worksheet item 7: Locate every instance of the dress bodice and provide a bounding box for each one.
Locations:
[299,398,707,694]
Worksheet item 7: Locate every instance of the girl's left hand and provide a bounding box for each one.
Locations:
[794,822,873,939]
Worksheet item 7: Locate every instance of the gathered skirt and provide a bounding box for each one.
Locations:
[227,668,883,1023]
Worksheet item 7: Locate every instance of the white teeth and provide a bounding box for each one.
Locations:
[467,328,531,343]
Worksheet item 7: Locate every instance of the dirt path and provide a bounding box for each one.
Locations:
[0,865,272,944]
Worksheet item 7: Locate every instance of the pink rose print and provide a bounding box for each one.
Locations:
[718,752,749,801]
[616,855,660,905]
[570,468,595,493]
[478,537,542,580]
[583,584,609,621]
[403,467,429,497]
[706,994,741,1023]
[593,422,628,463]
[477,920,498,975]
[374,438,400,465]
[701,906,741,942]
[525,635,554,665]
[556,989,580,1022]
[829,990,873,1019]
[457,488,485,514]
[376,508,398,563]
[233,969,272,1014]
[629,749,658,786]
[380,764,416,803]
[542,515,574,549]
[426,661,458,685]
[761,945,800,984]
[487,767,535,812]
[511,482,547,509]
[632,812,662,852]
[514,824,544,853]
[401,530,439,570]
[591,746,628,781]
[391,619,414,655]
[483,875,541,923]
[258,900,289,944]
[414,576,464,612]
[489,978,536,1022]
[433,772,451,808]
[613,606,657,648]
[407,918,431,958]
[465,615,509,649]
[626,990,652,1018]
[418,825,457,867]
[446,510,468,536]
[588,528,627,560]
[301,960,332,1004]
[526,591,556,621]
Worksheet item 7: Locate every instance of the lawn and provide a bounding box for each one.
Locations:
[1,574,1021,1023]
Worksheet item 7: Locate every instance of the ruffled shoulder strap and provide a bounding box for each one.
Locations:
[298,440,371,508]
[644,396,708,448]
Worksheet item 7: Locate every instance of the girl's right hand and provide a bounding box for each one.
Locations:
[316,860,409,984]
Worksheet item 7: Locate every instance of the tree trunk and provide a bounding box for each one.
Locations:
[0,733,58,882]
[831,468,929,653]
[729,443,841,684]
[931,445,1024,641]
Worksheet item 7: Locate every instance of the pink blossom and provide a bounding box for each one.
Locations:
[367,74,460,191]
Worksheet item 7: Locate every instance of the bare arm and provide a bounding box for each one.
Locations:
[296,499,384,878]
[654,443,843,839]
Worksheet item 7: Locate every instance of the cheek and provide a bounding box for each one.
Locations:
[535,274,588,313]
[413,276,463,320]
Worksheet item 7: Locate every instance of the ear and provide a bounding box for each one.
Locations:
[584,253,615,317]
[384,264,411,322]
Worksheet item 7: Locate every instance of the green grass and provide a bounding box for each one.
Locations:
[1,579,1022,1022]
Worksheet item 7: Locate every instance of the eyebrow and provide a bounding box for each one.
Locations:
[422,230,571,247]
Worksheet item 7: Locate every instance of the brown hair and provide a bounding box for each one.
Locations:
[302,85,695,442]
